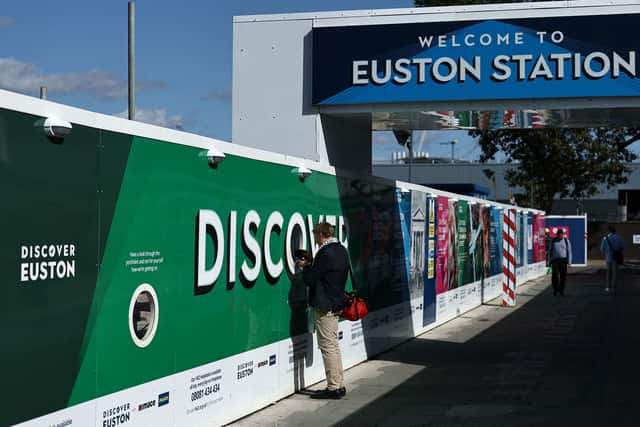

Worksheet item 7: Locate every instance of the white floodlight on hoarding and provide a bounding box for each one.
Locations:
[206,148,225,168]
[296,165,312,181]
[42,117,72,139]
[198,148,225,168]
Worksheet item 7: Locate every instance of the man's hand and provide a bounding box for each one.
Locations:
[295,249,312,269]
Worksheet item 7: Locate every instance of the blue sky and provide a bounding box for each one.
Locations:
[2,2,638,163]
[0,0,494,162]
[0,1,407,137]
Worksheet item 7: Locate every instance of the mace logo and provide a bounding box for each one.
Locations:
[137,399,156,411]
[158,392,170,407]
[269,354,276,366]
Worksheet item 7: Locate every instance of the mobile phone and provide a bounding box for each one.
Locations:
[294,249,311,262]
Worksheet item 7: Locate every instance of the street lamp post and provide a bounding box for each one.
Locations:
[392,129,413,183]
[128,1,135,120]
[530,182,534,207]
[407,134,413,183]
[440,139,458,163]
[482,168,496,200]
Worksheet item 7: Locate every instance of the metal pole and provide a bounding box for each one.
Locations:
[39,86,47,100]
[530,183,534,207]
[439,140,457,163]
[408,133,413,183]
[493,178,497,201]
[128,2,135,120]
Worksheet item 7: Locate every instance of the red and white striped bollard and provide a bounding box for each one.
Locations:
[502,208,517,306]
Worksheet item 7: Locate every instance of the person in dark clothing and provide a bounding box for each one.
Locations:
[600,225,625,293]
[297,222,349,399]
[549,229,572,296]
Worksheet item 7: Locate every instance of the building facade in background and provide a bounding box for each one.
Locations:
[373,162,640,221]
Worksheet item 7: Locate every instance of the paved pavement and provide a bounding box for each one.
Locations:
[230,261,640,427]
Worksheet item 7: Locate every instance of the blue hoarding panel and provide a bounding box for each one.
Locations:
[546,216,587,265]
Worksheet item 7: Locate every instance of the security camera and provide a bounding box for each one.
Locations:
[296,166,312,181]
[43,117,72,138]
[206,148,225,168]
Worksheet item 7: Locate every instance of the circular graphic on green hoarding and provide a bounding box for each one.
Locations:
[129,283,159,348]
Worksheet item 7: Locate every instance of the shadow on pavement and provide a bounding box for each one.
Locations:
[329,266,640,426]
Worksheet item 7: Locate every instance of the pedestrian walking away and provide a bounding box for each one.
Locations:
[298,221,349,399]
[549,229,572,296]
[600,225,625,294]
[544,227,552,274]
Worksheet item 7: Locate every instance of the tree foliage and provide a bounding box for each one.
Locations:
[469,128,639,212]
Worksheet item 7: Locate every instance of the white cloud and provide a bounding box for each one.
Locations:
[115,108,183,129]
[0,57,167,100]
[0,17,14,29]
[201,88,231,102]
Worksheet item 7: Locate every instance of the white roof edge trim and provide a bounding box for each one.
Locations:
[313,6,640,28]
[394,179,545,214]
[545,214,588,218]
[0,88,545,213]
[0,89,335,175]
[234,1,640,23]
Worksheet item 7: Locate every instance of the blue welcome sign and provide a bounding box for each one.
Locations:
[312,14,640,105]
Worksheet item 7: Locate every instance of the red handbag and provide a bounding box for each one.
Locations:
[340,292,368,321]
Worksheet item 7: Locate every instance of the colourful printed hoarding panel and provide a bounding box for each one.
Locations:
[427,196,436,280]
[456,200,471,288]
[469,203,484,284]
[340,181,410,312]
[435,196,449,294]
[398,189,412,285]
[533,214,546,263]
[527,212,534,265]
[481,205,491,280]
[409,191,426,299]
[423,196,436,326]
[489,207,502,276]
[515,211,523,267]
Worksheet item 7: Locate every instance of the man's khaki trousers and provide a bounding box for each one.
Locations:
[314,308,344,390]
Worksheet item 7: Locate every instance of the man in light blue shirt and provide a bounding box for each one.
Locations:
[549,229,572,296]
[600,225,625,293]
